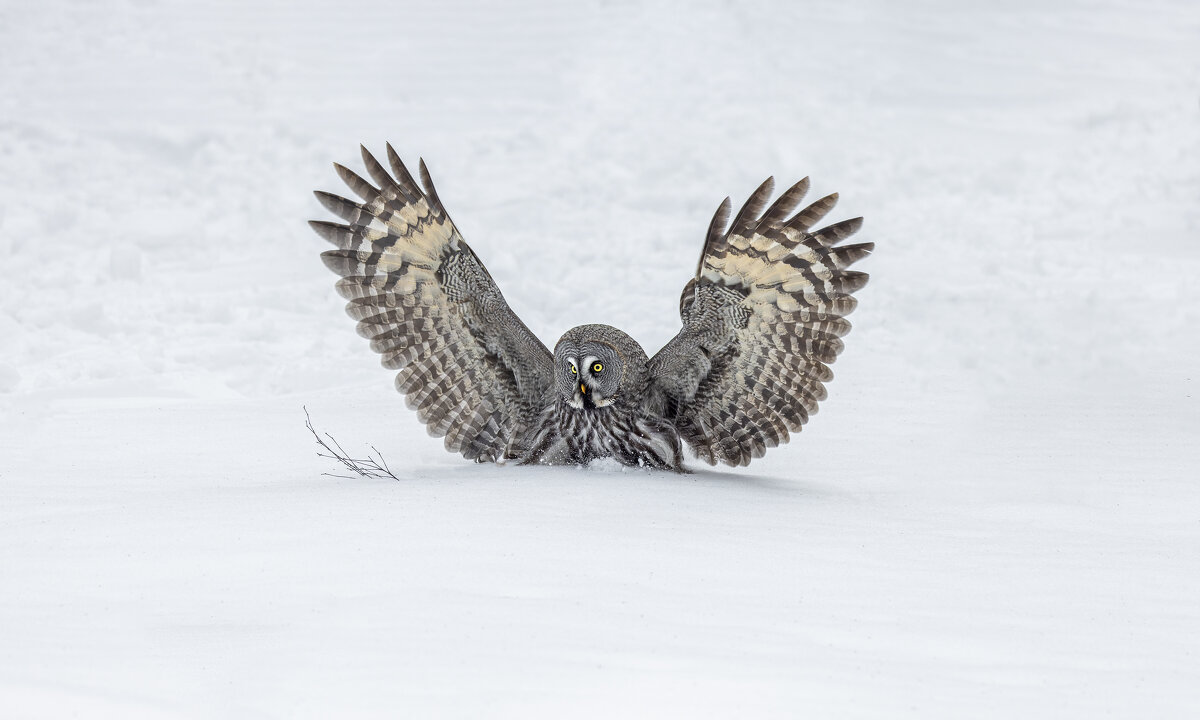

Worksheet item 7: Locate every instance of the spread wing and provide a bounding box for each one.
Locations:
[648,177,871,466]
[311,144,553,461]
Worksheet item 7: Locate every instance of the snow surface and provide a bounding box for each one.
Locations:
[2,0,1198,717]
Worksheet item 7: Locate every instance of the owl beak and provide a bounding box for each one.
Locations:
[580,383,587,395]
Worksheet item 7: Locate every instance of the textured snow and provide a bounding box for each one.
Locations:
[2,1,1198,717]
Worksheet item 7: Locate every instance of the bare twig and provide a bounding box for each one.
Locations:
[303,406,401,481]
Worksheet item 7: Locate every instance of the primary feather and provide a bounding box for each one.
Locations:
[312,144,553,462]
[648,177,871,466]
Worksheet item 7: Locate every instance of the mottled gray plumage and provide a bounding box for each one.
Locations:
[312,144,871,472]
[521,324,684,471]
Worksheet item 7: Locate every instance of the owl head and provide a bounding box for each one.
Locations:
[553,325,649,410]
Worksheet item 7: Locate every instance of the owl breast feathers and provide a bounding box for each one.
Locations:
[312,144,871,472]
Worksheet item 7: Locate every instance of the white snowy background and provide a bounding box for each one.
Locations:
[2,0,1198,717]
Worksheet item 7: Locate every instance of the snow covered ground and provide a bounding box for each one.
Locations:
[2,0,1198,716]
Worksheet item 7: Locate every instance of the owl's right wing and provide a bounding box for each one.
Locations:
[648,177,871,467]
[311,144,554,462]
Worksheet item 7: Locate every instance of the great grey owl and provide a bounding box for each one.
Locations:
[312,144,871,472]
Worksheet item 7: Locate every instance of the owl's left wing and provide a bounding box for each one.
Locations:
[311,144,554,461]
[647,177,871,467]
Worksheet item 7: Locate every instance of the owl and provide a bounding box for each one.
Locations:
[312,144,871,472]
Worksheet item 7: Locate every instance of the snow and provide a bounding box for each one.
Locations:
[2,0,1198,716]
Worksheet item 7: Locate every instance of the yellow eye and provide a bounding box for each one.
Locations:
[571,365,577,374]
[592,362,603,373]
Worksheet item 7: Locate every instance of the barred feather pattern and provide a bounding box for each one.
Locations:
[311,144,554,461]
[521,399,685,472]
[648,176,871,467]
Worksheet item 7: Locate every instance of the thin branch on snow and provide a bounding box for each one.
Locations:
[303,406,400,481]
